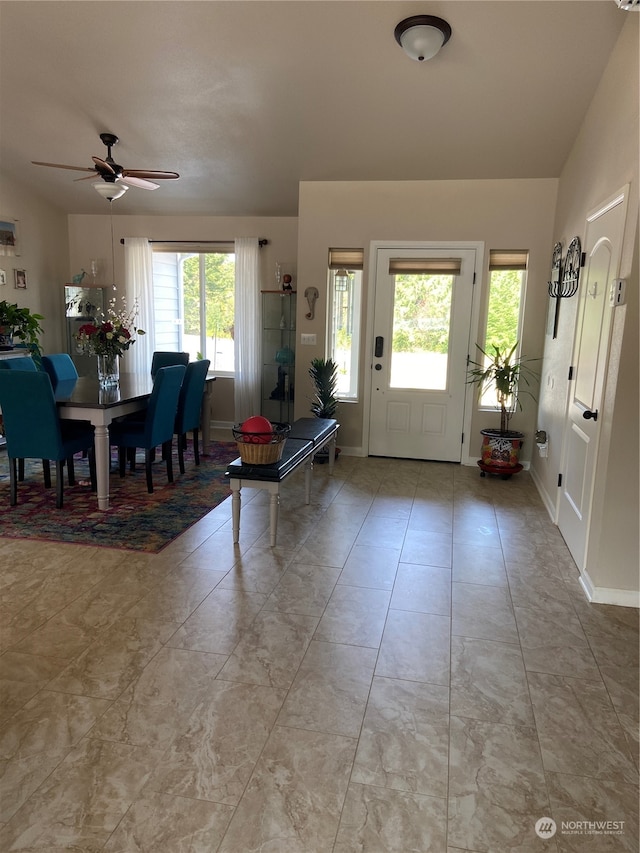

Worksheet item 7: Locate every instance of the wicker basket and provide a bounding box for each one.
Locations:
[232,422,290,465]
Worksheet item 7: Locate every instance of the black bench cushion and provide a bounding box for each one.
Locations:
[287,417,337,445]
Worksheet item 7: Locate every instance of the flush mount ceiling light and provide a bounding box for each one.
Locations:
[394,15,452,61]
[93,181,129,201]
[614,0,640,9]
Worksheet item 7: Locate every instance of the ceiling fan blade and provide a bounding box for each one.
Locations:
[32,161,94,173]
[73,173,101,183]
[123,169,180,181]
[118,175,158,191]
[91,156,117,175]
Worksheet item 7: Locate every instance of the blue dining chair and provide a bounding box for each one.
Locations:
[0,356,38,371]
[151,351,189,377]
[0,370,96,508]
[109,364,186,493]
[41,353,78,388]
[174,358,210,474]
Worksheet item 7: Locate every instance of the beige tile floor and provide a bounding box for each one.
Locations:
[0,450,638,852]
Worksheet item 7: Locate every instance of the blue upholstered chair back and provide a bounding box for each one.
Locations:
[0,356,38,371]
[0,370,67,460]
[175,359,210,435]
[41,353,79,387]
[151,351,189,377]
[143,364,186,447]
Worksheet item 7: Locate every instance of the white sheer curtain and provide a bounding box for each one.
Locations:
[124,237,155,375]
[234,237,261,423]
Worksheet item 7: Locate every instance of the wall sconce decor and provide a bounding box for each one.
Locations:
[548,237,582,338]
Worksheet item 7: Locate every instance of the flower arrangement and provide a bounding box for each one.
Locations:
[74,297,145,358]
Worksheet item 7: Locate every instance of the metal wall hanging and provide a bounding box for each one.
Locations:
[548,236,581,339]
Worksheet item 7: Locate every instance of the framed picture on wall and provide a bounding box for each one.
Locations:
[14,269,27,289]
[0,219,19,257]
[0,269,7,286]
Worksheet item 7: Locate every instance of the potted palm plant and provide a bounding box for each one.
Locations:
[467,342,538,478]
[0,300,45,360]
[309,357,339,462]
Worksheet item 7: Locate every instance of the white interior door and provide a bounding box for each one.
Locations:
[368,247,476,461]
[558,189,627,569]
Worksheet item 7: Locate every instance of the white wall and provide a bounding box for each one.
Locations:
[0,173,69,353]
[295,178,558,457]
[531,16,639,601]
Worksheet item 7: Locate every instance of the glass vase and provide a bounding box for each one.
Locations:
[97,352,119,387]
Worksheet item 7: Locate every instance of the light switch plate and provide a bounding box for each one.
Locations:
[300,333,316,345]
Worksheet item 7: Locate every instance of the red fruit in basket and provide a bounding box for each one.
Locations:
[241,415,273,444]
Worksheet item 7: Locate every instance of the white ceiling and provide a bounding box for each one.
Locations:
[0,1,626,217]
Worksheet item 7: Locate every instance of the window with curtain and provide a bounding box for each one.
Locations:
[479,249,528,407]
[328,248,363,400]
[152,246,235,374]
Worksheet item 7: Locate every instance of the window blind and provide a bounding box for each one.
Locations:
[388,257,462,275]
[489,250,528,271]
[328,248,364,271]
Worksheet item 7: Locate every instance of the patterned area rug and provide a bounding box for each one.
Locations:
[0,441,236,553]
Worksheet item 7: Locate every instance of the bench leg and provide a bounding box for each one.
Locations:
[231,484,241,544]
[305,458,313,504]
[328,435,336,474]
[269,492,279,547]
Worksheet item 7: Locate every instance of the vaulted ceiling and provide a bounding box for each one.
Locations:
[0,1,626,217]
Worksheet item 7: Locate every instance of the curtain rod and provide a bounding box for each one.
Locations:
[120,238,268,247]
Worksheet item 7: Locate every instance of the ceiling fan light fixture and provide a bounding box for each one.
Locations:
[93,181,128,201]
[394,15,452,61]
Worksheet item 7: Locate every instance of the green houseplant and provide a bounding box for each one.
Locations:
[467,342,538,477]
[0,301,45,359]
[309,357,339,462]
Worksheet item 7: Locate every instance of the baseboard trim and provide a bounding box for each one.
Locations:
[579,569,640,608]
[529,464,557,522]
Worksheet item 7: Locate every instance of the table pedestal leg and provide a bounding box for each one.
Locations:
[232,486,241,544]
[94,424,111,511]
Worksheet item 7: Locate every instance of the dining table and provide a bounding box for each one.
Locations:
[55,372,216,510]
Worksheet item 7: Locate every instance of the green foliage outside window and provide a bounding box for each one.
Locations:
[182,253,235,341]
[391,275,453,355]
[484,269,522,354]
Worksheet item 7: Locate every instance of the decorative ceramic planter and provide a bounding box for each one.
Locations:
[97,352,119,387]
[478,428,524,478]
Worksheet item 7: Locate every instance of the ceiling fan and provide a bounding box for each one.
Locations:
[32,132,180,196]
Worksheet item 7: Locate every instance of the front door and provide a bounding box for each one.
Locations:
[369,246,477,461]
[557,188,628,569]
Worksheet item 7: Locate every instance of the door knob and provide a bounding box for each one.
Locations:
[582,409,598,422]
[374,363,382,371]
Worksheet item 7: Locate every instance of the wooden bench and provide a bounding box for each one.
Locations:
[225,417,339,546]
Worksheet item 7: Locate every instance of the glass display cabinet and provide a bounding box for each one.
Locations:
[64,284,106,377]
[261,290,296,424]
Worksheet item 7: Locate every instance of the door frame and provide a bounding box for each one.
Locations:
[363,240,485,461]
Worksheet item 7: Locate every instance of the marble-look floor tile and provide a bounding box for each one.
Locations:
[217,545,296,594]
[514,603,600,679]
[217,726,356,853]
[167,587,267,654]
[48,616,180,700]
[452,541,507,586]
[0,749,69,823]
[89,647,227,750]
[450,636,534,727]
[0,737,163,851]
[599,663,640,767]
[217,610,318,688]
[400,528,452,568]
[351,676,449,798]
[315,584,390,648]
[149,680,286,805]
[0,651,68,724]
[355,515,408,549]
[390,563,451,616]
[262,562,340,616]
[452,581,519,644]
[103,791,234,853]
[334,782,447,853]
[376,609,450,685]
[277,640,376,737]
[337,543,400,590]
[546,771,639,853]
[528,671,638,784]
[448,715,556,852]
